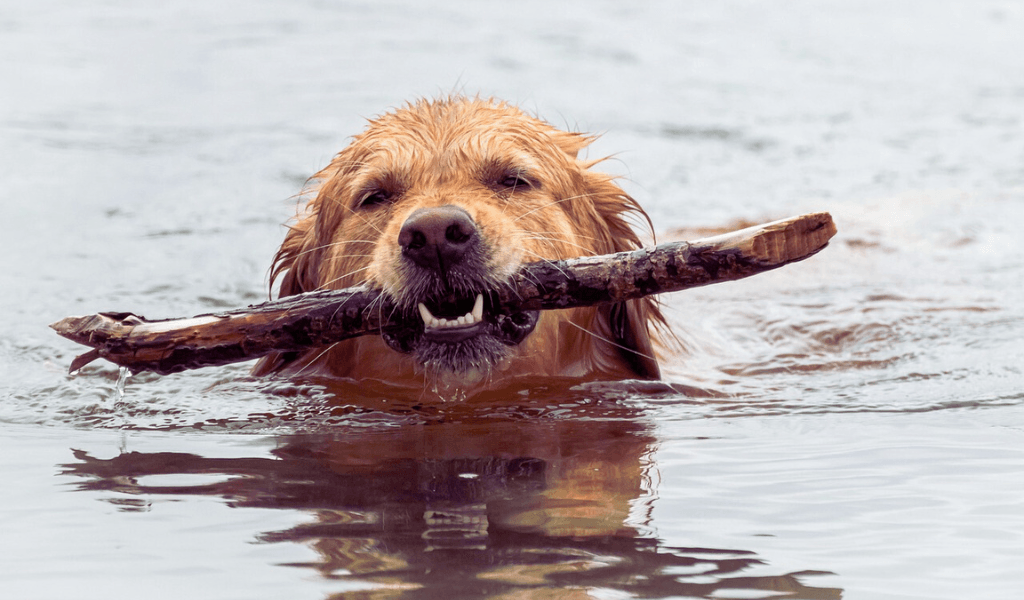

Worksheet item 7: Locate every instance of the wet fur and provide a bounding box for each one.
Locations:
[254,97,664,390]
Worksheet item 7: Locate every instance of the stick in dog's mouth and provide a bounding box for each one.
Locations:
[50,213,837,377]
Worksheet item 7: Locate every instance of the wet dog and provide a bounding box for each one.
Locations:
[254,97,663,391]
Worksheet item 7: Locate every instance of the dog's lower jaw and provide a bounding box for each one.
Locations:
[379,308,541,380]
[414,334,510,383]
[382,311,536,370]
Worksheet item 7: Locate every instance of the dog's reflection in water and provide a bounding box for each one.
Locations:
[63,387,840,599]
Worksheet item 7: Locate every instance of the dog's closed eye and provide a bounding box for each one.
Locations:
[356,174,406,209]
[498,172,534,191]
[481,160,536,194]
[358,189,393,208]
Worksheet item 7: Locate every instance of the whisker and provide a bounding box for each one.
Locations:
[345,206,386,236]
[519,248,562,265]
[358,289,388,323]
[527,230,605,244]
[521,235,598,256]
[520,248,572,280]
[512,194,589,223]
[288,239,378,262]
[378,293,403,333]
[376,293,386,332]
[324,253,375,261]
[319,265,373,289]
[292,342,342,377]
[329,280,373,330]
[566,321,658,363]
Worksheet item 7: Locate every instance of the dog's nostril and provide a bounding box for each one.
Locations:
[399,205,479,271]
[405,230,427,250]
[445,222,472,245]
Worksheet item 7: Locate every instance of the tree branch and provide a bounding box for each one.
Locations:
[51,212,836,375]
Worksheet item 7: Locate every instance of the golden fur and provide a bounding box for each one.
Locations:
[254,97,663,391]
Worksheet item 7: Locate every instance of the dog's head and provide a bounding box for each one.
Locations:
[257,97,662,387]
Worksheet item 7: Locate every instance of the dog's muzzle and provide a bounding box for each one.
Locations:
[379,205,540,371]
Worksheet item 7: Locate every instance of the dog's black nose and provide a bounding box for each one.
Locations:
[398,205,479,272]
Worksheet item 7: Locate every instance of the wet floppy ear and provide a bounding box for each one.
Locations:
[598,302,662,380]
[271,215,320,297]
[572,168,665,380]
[254,209,320,376]
[273,149,364,296]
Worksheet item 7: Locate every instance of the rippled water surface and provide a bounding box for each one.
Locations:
[2,1,1023,598]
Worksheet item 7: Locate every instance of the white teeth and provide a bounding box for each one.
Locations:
[472,293,484,322]
[418,293,486,331]
[418,302,433,323]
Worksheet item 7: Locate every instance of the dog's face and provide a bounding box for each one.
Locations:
[256,98,661,389]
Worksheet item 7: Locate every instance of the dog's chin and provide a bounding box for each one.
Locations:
[380,293,540,375]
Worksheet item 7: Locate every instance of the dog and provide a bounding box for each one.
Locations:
[253,97,664,392]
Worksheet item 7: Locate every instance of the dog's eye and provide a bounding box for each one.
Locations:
[501,175,531,189]
[482,162,537,194]
[494,171,535,193]
[358,189,392,208]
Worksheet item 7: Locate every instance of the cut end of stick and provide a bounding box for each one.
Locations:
[51,313,148,373]
[50,315,84,336]
[50,315,100,344]
[697,212,837,265]
[751,212,837,265]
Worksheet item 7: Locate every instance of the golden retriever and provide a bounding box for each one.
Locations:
[254,97,663,392]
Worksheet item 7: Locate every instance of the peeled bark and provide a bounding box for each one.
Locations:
[51,212,836,375]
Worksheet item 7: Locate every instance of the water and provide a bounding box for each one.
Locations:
[2,1,1023,598]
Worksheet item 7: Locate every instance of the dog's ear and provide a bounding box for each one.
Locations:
[253,209,320,376]
[568,165,666,380]
[600,302,661,379]
[271,215,319,297]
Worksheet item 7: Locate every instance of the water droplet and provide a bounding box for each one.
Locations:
[114,367,131,404]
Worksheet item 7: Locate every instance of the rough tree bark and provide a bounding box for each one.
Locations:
[51,212,836,375]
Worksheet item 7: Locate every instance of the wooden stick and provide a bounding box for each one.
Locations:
[51,212,836,375]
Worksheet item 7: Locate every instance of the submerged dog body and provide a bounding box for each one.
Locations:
[254,97,663,389]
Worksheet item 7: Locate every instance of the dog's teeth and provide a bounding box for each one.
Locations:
[419,303,445,329]
[418,303,434,324]
[472,294,484,322]
[420,296,486,331]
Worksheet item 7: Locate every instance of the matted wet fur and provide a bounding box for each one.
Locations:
[254,97,665,392]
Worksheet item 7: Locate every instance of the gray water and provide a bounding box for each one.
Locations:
[2,1,1023,598]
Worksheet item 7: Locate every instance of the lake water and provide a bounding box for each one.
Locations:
[2,1,1023,598]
